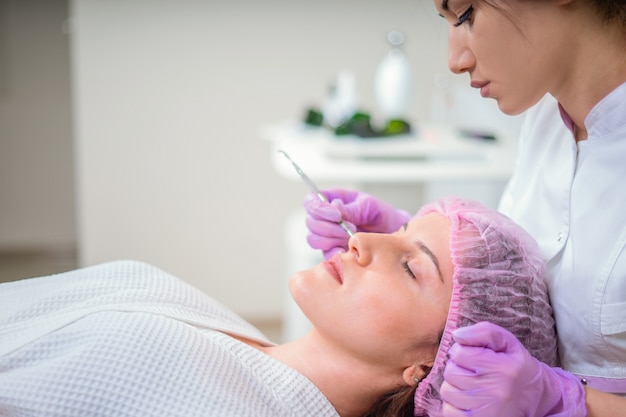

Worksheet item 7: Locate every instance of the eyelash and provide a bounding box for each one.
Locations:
[454,6,474,27]
[402,260,417,280]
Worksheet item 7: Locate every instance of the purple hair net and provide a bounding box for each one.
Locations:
[413,197,558,417]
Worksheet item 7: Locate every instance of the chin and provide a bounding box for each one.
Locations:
[496,99,527,116]
[288,272,317,309]
[497,90,546,115]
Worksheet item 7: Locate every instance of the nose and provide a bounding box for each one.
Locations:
[348,232,397,266]
[447,27,475,74]
[347,233,373,266]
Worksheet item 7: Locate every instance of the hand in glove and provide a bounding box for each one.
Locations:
[304,188,411,259]
[440,321,587,417]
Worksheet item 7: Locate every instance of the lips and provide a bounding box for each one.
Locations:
[323,255,343,284]
[470,80,490,98]
[470,80,488,89]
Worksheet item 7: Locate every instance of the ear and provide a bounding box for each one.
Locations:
[402,361,434,386]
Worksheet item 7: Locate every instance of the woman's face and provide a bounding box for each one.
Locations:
[290,213,454,370]
[434,0,574,114]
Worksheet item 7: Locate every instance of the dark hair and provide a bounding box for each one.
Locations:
[363,385,417,417]
[590,0,626,27]
[482,0,626,30]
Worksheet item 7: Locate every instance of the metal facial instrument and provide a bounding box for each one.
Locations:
[278,149,353,237]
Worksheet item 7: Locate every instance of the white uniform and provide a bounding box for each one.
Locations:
[0,260,339,417]
[499,82,626,394]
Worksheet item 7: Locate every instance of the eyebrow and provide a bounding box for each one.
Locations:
[441,0,449,11]
[415,240,444,283]
[402,224,444,283]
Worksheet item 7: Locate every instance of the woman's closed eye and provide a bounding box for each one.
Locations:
[454,5,474,27]
[402,260,417,280]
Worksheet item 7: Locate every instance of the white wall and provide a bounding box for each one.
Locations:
[0,0,75,250]
[69,0,523,323]
[68,0,451,322]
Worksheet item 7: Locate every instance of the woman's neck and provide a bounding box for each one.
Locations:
[551,18,626,139]
[257,331,401,417]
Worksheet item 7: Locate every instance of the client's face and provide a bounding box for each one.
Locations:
[290,212,454,370]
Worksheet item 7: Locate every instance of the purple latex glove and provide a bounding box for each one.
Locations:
[304,188,411,259]
[440,322,587,417]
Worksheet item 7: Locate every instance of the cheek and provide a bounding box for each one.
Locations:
[410,289,452,337]
[367,300,447,355]
[355,290,429,337]
[340,287,407,332]
[478,36,519,74]
[472,13,527,74]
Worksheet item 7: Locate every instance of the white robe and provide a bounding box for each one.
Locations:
[0,260,339,417]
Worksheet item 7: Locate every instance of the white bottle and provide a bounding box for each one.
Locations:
[374,31,411,121]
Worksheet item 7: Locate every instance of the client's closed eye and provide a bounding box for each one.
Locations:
[402,260,416,279]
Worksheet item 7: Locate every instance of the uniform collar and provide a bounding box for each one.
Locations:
[557,81,626,139]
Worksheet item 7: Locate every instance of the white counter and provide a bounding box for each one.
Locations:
[261,121,518,184]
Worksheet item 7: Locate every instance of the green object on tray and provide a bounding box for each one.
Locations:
[302,107,412,138]
[304,108,324,127]
[382,119,411,136]
[334,112,376,137]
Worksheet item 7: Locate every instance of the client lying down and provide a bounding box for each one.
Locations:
[0,197,558,417]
